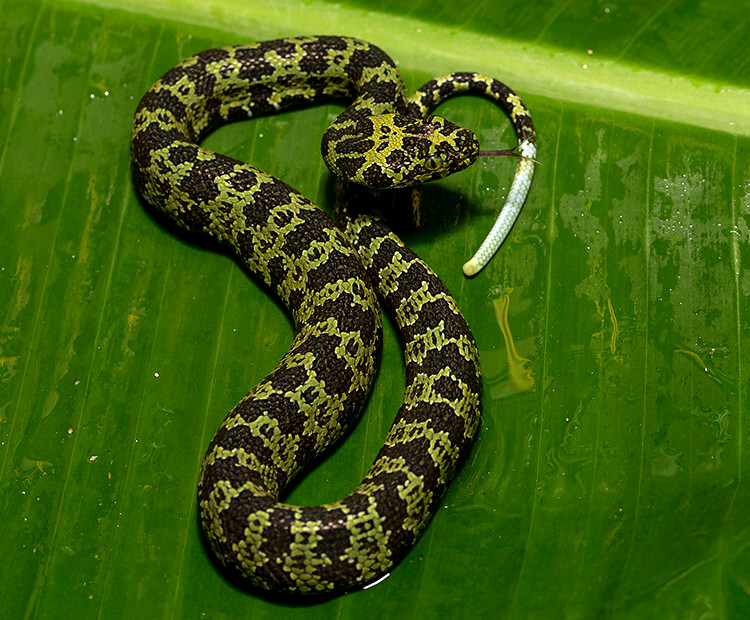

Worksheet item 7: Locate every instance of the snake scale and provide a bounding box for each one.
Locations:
[131,35,535,594]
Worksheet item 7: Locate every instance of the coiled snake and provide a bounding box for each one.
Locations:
[131,35,535,594]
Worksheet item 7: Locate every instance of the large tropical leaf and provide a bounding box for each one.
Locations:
[2,0,748,617]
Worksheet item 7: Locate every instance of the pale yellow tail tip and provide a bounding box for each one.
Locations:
[463,258,482,277]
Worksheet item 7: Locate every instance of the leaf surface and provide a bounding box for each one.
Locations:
[1,1,748,618]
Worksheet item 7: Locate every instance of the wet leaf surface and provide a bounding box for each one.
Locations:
[1,1,748,617]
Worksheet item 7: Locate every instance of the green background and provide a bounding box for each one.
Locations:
[1,0,748,618]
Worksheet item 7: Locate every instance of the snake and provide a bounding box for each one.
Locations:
[131,35,535,594]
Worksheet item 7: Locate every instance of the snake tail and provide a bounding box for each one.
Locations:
[408,72,537,276]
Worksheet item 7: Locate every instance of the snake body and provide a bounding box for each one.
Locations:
[131,36,534,593]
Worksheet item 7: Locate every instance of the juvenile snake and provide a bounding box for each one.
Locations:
[131,35,535,594]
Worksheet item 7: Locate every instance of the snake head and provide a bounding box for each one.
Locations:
[323,113,479,189]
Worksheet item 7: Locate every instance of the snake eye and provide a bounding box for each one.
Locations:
[426,153,444,171]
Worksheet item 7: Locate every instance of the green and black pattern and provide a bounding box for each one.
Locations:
[131,35,533,594]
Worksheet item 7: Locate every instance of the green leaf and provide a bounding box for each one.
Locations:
[2,0,748,618]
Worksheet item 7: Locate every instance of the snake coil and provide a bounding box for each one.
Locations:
[131,35,534,594]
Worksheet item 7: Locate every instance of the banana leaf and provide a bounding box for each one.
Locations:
[1,0,748,617]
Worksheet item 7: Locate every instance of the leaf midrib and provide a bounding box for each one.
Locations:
[67,0,750,136]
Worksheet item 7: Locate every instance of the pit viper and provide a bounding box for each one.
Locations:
[131,35,535,594]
